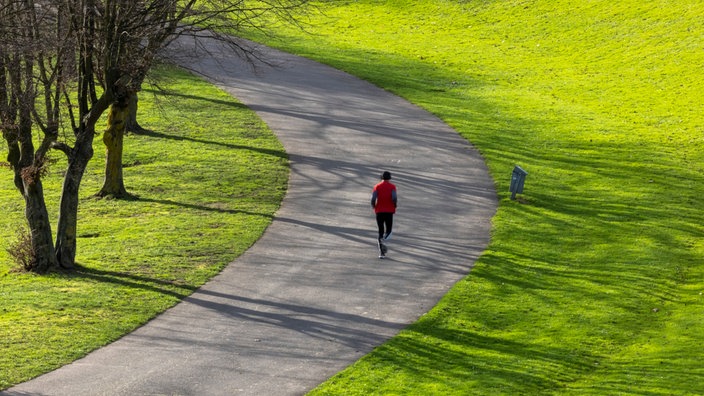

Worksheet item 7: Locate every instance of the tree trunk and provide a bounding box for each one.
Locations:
[4,75,58,272]
[23,177,58,273]
[97,101,129,198]
[5,132,58,272]
[55,138,94,269]
[126,93,147,134]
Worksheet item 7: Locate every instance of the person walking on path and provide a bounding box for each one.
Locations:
[371,171,397,258]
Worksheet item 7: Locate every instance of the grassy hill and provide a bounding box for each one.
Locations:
[245,0,704,394]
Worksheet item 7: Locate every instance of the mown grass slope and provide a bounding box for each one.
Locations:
[245,0,704,394]
[0,66,287,389]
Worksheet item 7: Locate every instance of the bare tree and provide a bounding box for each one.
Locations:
[1,0,310,272]
[1,0,63,272]
[96,0,311,198]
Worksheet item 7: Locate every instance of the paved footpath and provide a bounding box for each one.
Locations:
[3,37,497,395]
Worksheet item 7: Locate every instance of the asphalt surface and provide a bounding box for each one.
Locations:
[3,36,497,395]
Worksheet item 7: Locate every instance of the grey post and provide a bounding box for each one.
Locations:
[509,165,527,200]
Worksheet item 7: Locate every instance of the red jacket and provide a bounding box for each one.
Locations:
[371,180,397,214]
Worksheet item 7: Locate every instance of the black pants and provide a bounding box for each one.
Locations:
[376,212,393,240]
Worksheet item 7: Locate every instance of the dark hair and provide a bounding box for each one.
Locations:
[381,171,392,180]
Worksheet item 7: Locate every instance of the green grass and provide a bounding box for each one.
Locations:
[0,66,288,389]
[243,0,704,394]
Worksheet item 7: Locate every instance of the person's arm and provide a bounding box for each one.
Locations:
[371,191,378,209]
[392,189,397,207]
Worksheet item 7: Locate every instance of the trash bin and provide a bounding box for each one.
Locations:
[509,165,527,200]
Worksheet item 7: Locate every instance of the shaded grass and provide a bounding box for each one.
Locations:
[0,66,287,389]
[244,0,704,394]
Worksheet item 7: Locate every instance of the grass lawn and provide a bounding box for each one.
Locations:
[243,0,704,394]
[0,66,288,389]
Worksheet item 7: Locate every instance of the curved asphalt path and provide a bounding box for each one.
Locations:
[3,37,497,395]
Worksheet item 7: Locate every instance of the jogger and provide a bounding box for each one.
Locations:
[371,171,397,258]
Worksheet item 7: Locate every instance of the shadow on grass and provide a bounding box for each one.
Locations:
[130,127,287,159]
[85,192,275,218]
[134,88,287,159]
[70,263,197,300]
[134,196,274,218]
[141,88,249,110]
[363,326,598,393]
[368,294,702,393]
